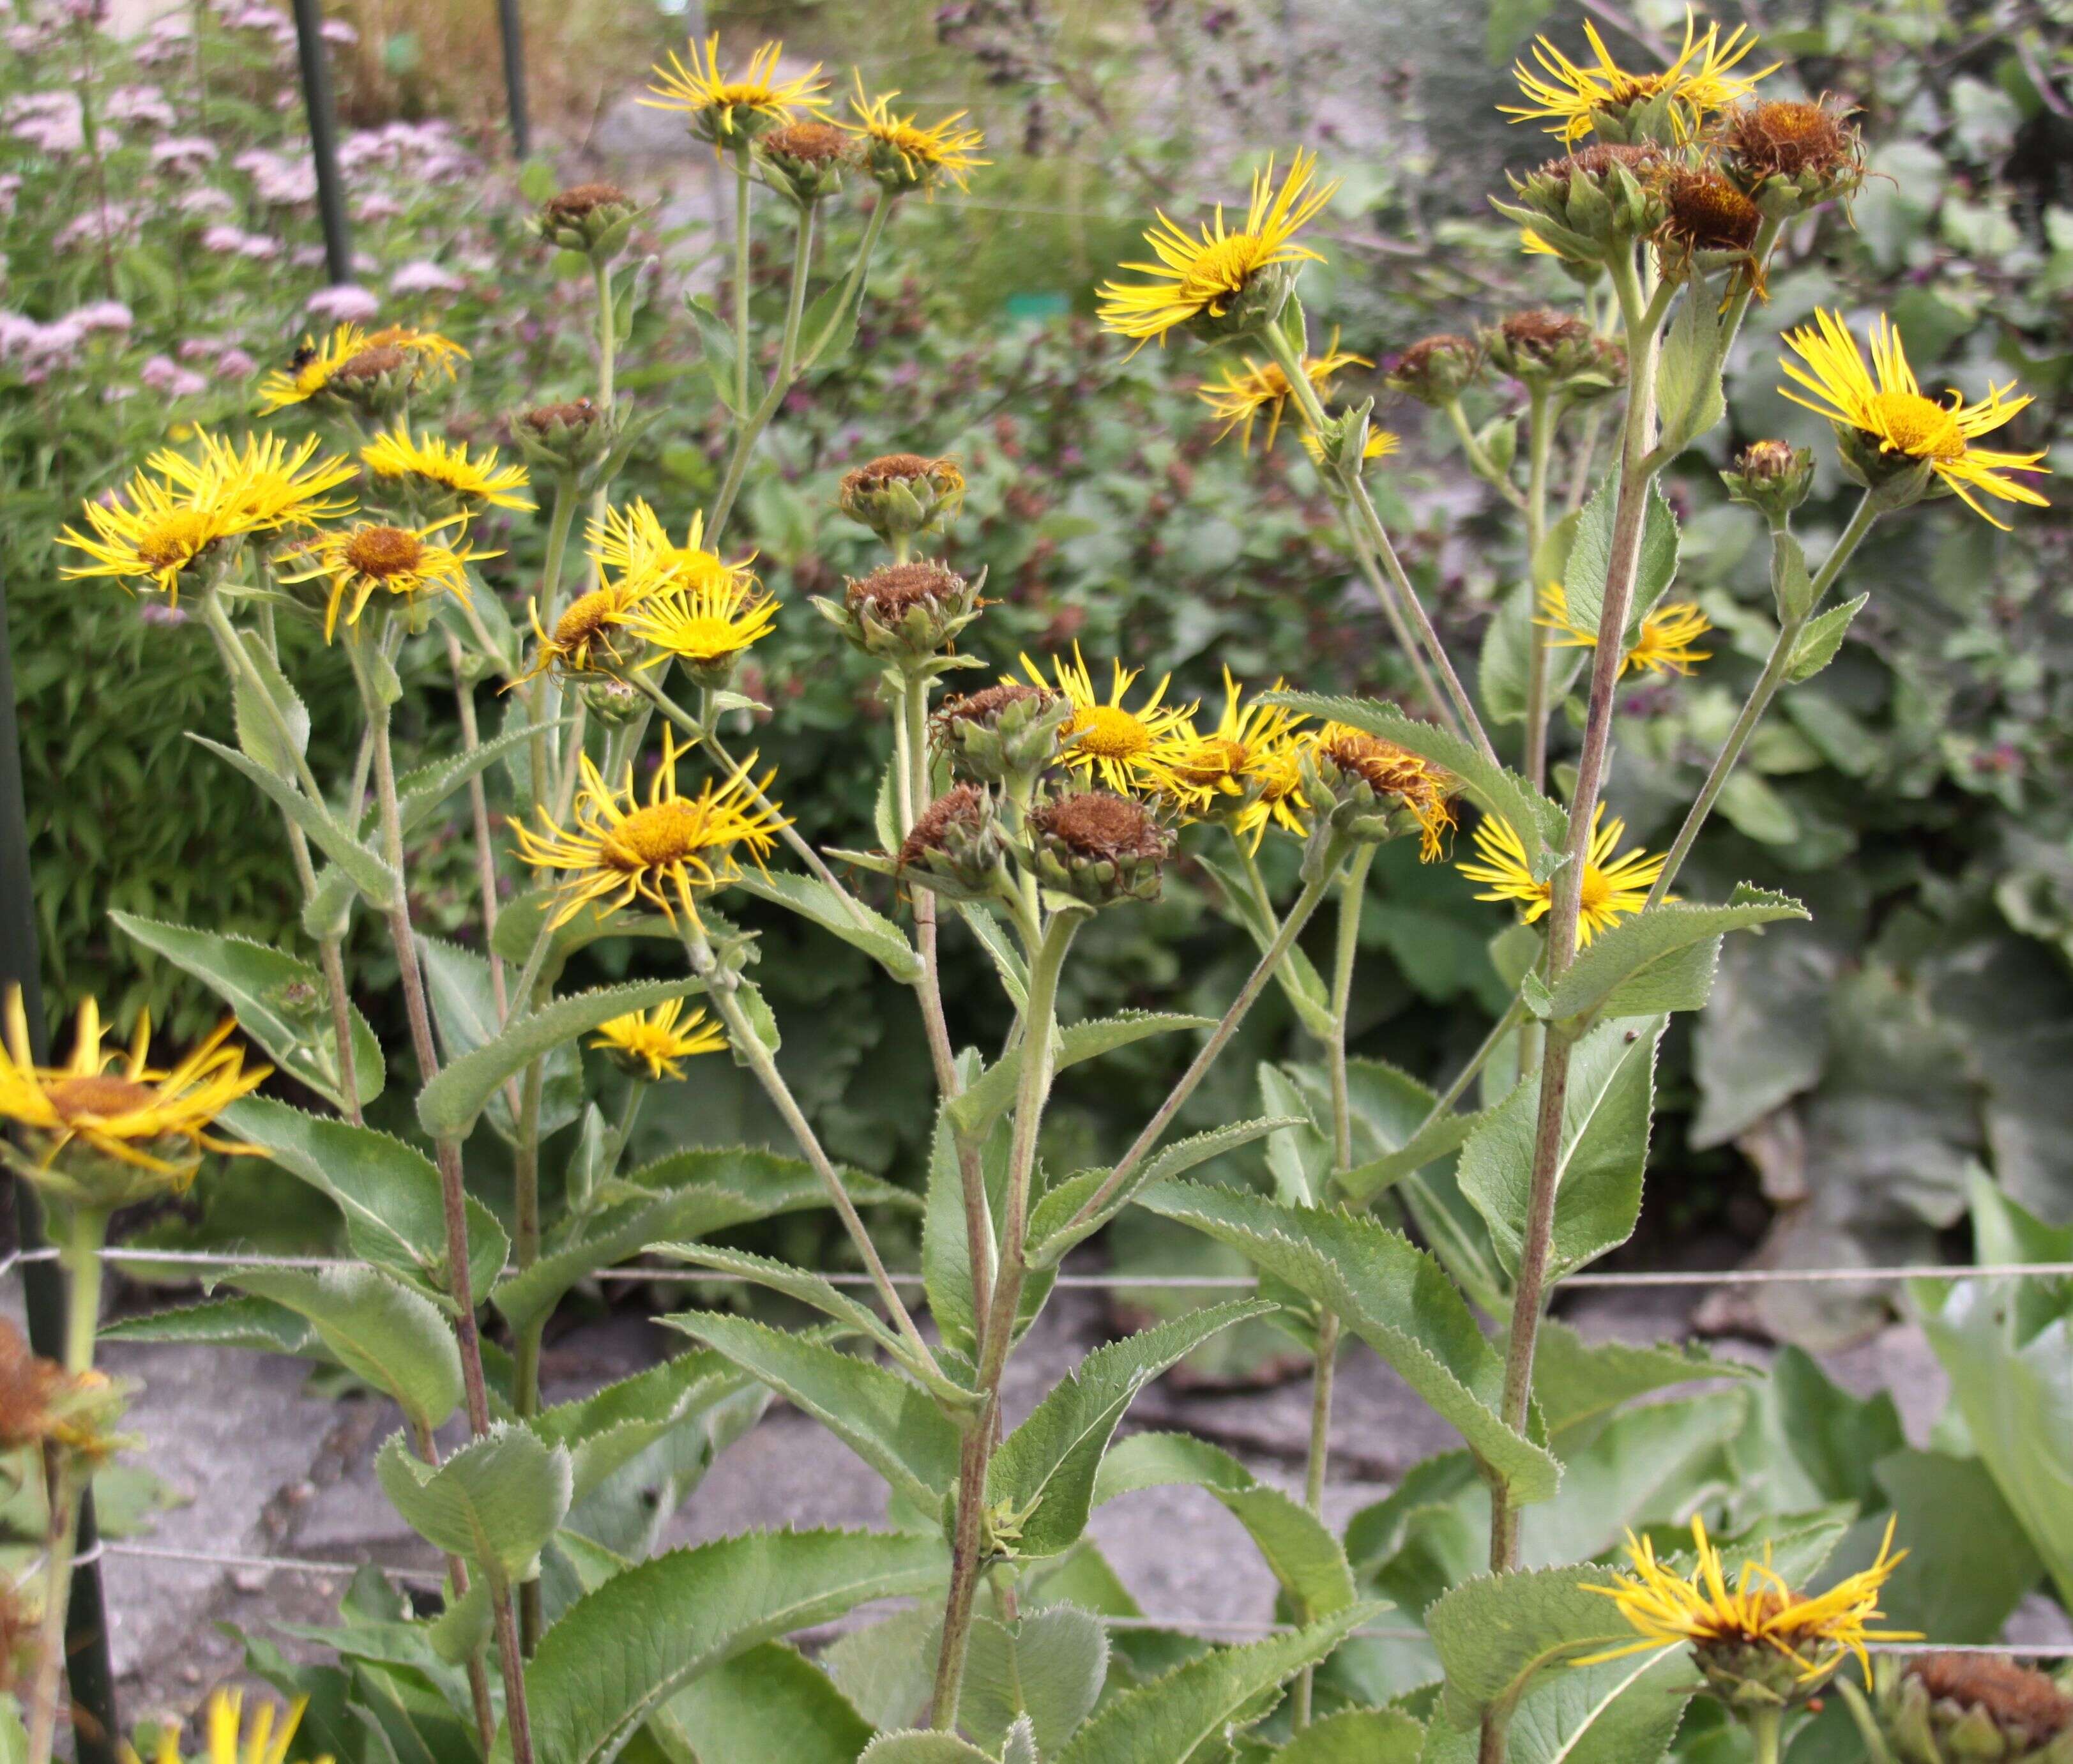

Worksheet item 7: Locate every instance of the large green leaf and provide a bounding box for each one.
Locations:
[503,1529,948,1764]
[729,870,923,983]
[662,1645,873,1764]
[111,913,383,1110]
[1542,890,1806,1026]
[526,1350,756,1503]
[959,1606,1108,1755]
[224,1266,462,1436]
[1054,1607,1379,1764]
[986,1301,1274,1560]
[663,1312,962,1510]
[1095,1433,1357,1622]
[1138,1185,1558,1503]
[1264,694,1565,866]
[949,1012,1216,1144]
[216,1098,507,1307]
[418,978,707,1141]
[1276,1708,1425,1763]
[190,734,400,908]
[1425,1565,1631,1728]
[1457,1016,1664,1283]
[376,1424,572,1583]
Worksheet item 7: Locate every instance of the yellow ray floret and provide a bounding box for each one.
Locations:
[1501,9,1775,143]
[0,987,267,1183]
[1146,667,1305,813]
[1779,308,2049,528]
[121,1687,329,1764]
[1098,150,1338,347]
[590,1000,727,1081]
[509,731,786,931]
[590,501,758,598]
[842,77,989,193]
[362,423,533,511]
[1199,336,1369,453]
[279,513,493,642]
[642,36,830,138]
[1577,1514,1917,1686]
[1459,802,1667,945]
[1537,582,1712,678]
[1020,645,1197,794]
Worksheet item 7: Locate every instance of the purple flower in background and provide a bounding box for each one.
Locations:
[390,259,463,297]
[71,300,133,333]
[307,284,380,324]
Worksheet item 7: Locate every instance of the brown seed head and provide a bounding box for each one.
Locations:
[847,560,966,618]
[1500,308,1592,357]
[545,181,630,222]
[1660,165,1763,252]
[334,344,407,384]
[343,526,425,579]
[522,397,600,435]
[1034,789,1169,862]
[1908,1654,2073,1748]
[764,120,848,165]
[899,782,989,868]
[1722,99,1855,181]
[939,681,1054,729]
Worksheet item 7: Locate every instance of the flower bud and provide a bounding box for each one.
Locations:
[754,119,850,206]
[1885,1654,2073,1764]
[1720,439,1814,518]
[533,181,642,259]
[1023,789,1172,909]
[1484,309,1600,391]
[1300,728,1457,856]
[1720,98,1864,219]
[817,559,983,661]
[933,681,1070,786]
[898,782,1010,902]
[837,453,966,544]
[1384,333,1484,407]
[1495,142,1666,263]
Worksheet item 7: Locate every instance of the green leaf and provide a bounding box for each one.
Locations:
[225,1266,462,1436]
[1425,1565,1632,1728]
[526,1349,756,1502]
[490,1146,913,1335]
[664,1645,874,1764]
[395,722,564,837]
[99,1295,317,1355]
[1786,593,1869,683]
[1137,1185,1558,1504]
[662,1312,963,1510]
[417,978,706,1140]
[1095,1433,1357,1622]
[1457,1017,1663,1283]
[1562,479,1680,639]
[110,912,383,1110]
[986,1301,1277,1559]
[376,1424,572,1584]
[730,870,923,984]
[229,628,309,779]
[1544,890,1807,1026]
[189,734,400,909]
[1264,693,1565,866]
[216,1098,508,1307]
[950,1012,1216,1144]
[685,293,748,416]
[959,1606,1108,1755]
[1275,1708,1425,1763]
[1054,1607,1379,1764]
[505,1529,948,1764]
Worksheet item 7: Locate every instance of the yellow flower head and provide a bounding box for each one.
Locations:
[1779,309,2049,528]
[279,513,492,642]
[1199,335,1370,453]
[1577,1515,1916,1695]
[1019,645,1197,794]
[842,77,988,195]
[1146,667,1305,812]
[148,430,359,535]
[620,575,779,673]
[258,324,465,413]
[121,1687,330,1764]
[509,731,786,931]
[1537,582,1712,678]
[0,987,267,1194]
[590,501,757,600]
[1098,151,1339,349]
[1459,802,1666,945]
[642,36,830,147]
[590,999,727,1081]
[1502,10,1775,144]
[361,423,533,512]
[513,578,655,687]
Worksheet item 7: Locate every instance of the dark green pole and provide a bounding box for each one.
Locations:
[287,0,353,285]
[496,0,531,160]
[0,576,121,1764]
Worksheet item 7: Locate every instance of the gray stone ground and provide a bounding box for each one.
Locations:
[14,1270,2056,1741]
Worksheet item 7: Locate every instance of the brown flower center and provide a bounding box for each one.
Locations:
[135,508,213,570]
[764,120,847,164]
[1036,789,1166,861]
[1726,100,1852,179]
[45,1073,160,1121]
[545,181,628,220]
[900,782,987,867]
[849,561,964,616]
[344,526,425,579]
[1910,1654,2073,1745]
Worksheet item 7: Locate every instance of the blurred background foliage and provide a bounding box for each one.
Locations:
[4,0,2070,1343]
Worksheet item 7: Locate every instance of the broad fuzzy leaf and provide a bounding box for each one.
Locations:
[1138,1185,1558,1503]
[502,1529,948,1764]
[986,1300,1277,1558]
[950,1012,1216,1144]
[376,1424,572,1584]
[1543,890,1806,1026]
[731,870,923,983]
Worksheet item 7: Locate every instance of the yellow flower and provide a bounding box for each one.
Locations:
[509,731,786,931]
[1097,151,1338,348]
[1199,336,1369,453]
[1537,582,1712,678]
[1146,667,1305,811]
[513,579,653,686]
[1502,10,1774,144]
[590,501,757,599]
[1459,802,1666,945]
[1577,1514,1915,1691]
[121,1687,330,1764]
[641,36,830,146]
[620,575,779,672]
[1779,309,2050,528]
[590,1000,727,1080]
[1020,645,1197,794]
[279,514,492,642]
[361,423,533,512]
[842,77,988,195]
[147,431,359,535]
[0,987,267,1187]
[257,323,465,413]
